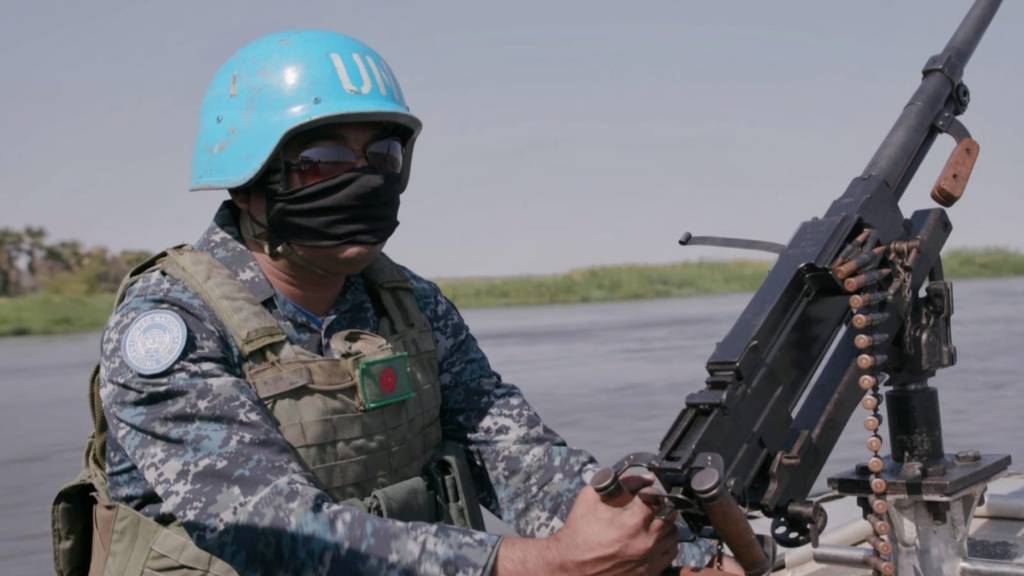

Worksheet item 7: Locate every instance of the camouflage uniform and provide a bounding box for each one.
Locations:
[100,202,597,575]
[101,202,716,575]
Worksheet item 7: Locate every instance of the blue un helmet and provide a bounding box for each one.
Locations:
[190,30,422,192]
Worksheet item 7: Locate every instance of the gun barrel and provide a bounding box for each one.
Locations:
[944,0,1003,65]
[862,0,1001,199]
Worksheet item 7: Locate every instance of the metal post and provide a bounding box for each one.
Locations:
[887,485,985,575]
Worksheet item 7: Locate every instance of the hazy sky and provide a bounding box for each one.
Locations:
[2,1,1021,277]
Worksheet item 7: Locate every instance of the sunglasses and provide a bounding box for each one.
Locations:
[284,137,404,184]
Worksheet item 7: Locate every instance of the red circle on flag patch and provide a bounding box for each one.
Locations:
[379,367,397,395]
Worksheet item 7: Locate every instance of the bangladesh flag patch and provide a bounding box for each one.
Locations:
[358,353,415,410]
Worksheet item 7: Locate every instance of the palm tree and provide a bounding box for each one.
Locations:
[45,240,85,273]
[23,226,48,290]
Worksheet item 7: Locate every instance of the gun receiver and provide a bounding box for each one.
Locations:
[615,1,1003,572]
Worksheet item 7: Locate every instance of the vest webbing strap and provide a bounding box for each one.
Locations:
[111,246,189,310]
[159,249,287,358]
[362,254,428,338]
[86,364,109,496]
[248,360,354,400]
[361,253,407,286]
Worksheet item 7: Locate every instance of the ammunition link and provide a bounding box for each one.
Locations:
[833,228,894,575]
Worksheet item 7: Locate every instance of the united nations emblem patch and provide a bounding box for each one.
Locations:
[122,310,188,375]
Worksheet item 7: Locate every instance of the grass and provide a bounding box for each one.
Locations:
[436,260,772,308]
[1,248,1022,337]
[0,292,114,337]
[940,248,1024,279]
[436,247,1024,308]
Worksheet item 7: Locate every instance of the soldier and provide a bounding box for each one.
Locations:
[52,31,738,575]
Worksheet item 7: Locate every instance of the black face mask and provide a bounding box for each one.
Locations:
[264,168,401,251]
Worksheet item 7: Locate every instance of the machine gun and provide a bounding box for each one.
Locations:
[595,2,1017,575]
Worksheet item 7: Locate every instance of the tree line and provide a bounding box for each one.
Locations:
[0,226,148,297]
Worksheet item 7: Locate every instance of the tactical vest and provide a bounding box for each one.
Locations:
[51,246,483,576]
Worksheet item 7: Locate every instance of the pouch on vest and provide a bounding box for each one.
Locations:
[331,330,416,410]
[52,470,97,576]
[88,493,238,576]
[52,364,113,576]
[364,476,437,522]
[425,442,486,530]
[344,442,485,530]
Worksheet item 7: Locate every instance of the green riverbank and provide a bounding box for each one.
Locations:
[2,248,1022,337]
[0,293,114,337]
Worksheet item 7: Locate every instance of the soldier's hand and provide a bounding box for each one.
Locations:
[493,475,676,576]
[546,476,678,575]
[716,555,744,574]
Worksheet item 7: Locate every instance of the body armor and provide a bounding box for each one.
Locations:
[52,247,482,576]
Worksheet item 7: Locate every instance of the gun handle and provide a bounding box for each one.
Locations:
[691,468,770,576]
[590,467,634,507]
[932,137,980,207]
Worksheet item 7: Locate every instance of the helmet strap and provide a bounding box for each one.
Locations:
[237,207,274,255]
[276,242,337,278]
[236,151,288,256]
[238,202,338,279]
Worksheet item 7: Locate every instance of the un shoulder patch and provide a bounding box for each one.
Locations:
[122,309,188,375]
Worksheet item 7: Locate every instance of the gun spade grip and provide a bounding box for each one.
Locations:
[591,467,633,507]
[691,468,770,576]
[932,137,979,207]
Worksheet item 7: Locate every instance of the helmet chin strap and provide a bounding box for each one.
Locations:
[238,206,339,279]
[235,152,344,279]
[277,243,340,278]
[237,206,272,253]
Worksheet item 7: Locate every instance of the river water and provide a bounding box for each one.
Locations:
[2,277,1022,575]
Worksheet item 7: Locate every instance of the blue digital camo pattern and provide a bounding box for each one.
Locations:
[101,202,714,575]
